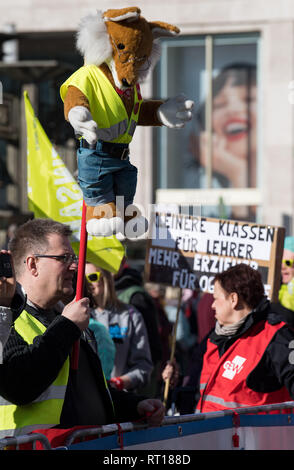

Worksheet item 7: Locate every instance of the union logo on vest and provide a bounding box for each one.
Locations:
[222,355,247,380]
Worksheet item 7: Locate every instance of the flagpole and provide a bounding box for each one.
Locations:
[71,200,88,370]
[163,287,182,407]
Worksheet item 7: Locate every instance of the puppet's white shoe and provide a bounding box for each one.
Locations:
[115,231,126,241]
[86,216,124,237]
[109,216,124,235]
[125,215,148,239]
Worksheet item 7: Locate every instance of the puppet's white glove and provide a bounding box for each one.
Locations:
[157,94,194,129]
[68,106,98,146]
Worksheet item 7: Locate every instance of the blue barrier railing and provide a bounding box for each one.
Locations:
[1,401,294,451]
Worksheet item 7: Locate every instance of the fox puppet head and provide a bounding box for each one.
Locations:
[76,6,180,89]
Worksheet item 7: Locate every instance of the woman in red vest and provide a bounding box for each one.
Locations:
[196,263,294,413]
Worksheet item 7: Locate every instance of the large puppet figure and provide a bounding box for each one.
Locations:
[60,7,194,237]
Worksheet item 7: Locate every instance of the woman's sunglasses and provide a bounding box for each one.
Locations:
[86,271,102,283]
[282,259,294,267]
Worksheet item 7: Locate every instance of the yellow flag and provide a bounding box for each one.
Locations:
[24,90,125,273]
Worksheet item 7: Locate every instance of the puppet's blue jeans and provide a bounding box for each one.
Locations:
[77,140,137,208]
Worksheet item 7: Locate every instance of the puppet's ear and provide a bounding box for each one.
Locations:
[149,21,180,40]
[103,7,141,23]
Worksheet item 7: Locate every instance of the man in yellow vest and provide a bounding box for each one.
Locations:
[0,218,165,438]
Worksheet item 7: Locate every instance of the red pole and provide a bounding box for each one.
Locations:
[71,200,88,370]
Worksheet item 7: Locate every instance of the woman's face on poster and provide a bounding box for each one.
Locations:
[212,76,257,162]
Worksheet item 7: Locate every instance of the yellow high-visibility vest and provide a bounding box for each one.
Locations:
[279,280,294,311]
[0,311,69,438]
[60,65,142,144]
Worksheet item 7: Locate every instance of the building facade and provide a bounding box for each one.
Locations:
[0,0,293,242]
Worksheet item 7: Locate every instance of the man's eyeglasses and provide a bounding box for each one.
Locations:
[282,259,294,267]
[86,272,102,283]
[32,253,79,265]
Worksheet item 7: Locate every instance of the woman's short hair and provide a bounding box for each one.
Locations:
[214,263,265,309]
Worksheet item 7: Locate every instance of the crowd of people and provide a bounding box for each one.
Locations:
[1,218,294,439]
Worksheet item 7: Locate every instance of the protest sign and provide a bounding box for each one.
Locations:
[145,212,285,301]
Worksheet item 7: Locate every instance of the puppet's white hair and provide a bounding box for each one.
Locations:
[76,11,112,65]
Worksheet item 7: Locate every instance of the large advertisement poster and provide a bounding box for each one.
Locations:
[157,35,259,221]
[188,63,256,190]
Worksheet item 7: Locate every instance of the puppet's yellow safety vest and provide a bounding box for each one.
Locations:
[0,311,69,438]
[60,65,142,144]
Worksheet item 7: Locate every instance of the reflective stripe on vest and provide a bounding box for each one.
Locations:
[196,320,292,413]
[60,65,142,144]
[0,311,69,438]
[95,119,128,142]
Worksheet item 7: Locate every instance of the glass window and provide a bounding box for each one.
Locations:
[155,33,259,221]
